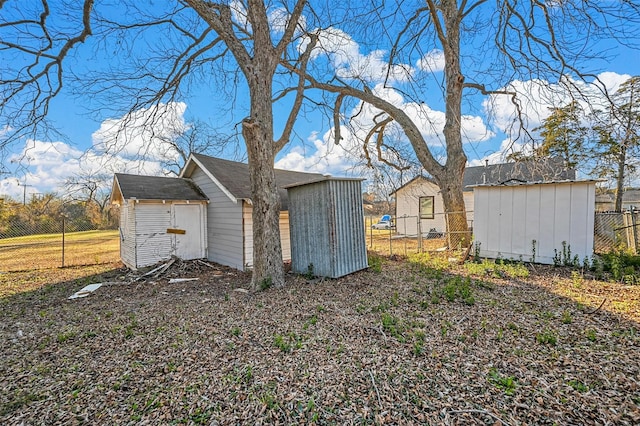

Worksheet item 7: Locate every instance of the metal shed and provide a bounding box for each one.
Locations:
[472,180,597,265]
[286,178,368,278]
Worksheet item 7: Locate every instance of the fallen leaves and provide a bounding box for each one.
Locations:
[1,257,639,425]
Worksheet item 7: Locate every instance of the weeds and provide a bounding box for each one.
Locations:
[488,368,517,395]
[568,379,589,393]
[464,259,529,279]
[368,253,383,273]
[536,330,557,346]
[260,277,273,291]
[273,332,303,353]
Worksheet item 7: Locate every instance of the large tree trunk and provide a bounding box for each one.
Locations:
[438,0,470,248]
[243,30,285,289]
[435,167,470,249]
[243,117,284,289]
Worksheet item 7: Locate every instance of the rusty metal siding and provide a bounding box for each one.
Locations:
[288,179,367,278]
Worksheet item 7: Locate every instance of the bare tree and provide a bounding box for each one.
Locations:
[592,76,640,212]
[288,0,639,247]
[1,0,320,289]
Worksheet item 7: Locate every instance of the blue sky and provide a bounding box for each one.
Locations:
[1,1,639,201]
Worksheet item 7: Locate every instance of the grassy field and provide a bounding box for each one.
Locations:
[364,216,450,256]
[0,229,120,272]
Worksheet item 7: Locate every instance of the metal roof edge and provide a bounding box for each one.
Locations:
[283,176,365,189]
[468,179,604,188]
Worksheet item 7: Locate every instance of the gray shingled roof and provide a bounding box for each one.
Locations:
[190,153,327,209]
[114,173,208,201]
[392,158,575,194]
[463,158,575,188]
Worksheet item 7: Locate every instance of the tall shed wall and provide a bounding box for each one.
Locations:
[473,181,596,264]
[288,179,368,278]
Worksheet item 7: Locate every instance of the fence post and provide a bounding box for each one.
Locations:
[417,216,422,252]
[369,215,373,248]
[631,212,639,255]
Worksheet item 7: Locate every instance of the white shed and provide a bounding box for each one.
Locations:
[111,174,209,269]
[472,180,597,264]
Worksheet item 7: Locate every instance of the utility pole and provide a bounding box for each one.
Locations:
[17,180,34,205]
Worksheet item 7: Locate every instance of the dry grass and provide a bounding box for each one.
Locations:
[1,255,639,425]
[0,230,120,271]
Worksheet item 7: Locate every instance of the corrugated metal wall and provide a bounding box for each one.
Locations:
[288,179,368,278]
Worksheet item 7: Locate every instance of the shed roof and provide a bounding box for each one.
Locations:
[393,157,575,194]
[469,179,599,188]
[463,158,575,187]
[112,173,208,203]
[182,153,328,209]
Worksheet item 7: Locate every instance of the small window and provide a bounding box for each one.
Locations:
[419,196,434,219]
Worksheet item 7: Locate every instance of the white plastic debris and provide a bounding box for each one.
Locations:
[168,278,199,283]
[68,283,103,299]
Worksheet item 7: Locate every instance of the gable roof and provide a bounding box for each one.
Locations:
[111,173,208,204]
[181,153,327,210]
[393,158,575,194]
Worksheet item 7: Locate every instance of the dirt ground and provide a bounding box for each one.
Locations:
[1,256,639,425]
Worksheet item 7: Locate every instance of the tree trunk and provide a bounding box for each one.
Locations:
[242,38,285,289]
[436,169,470,249]
[438,1,470,247]
[243,117,285,289]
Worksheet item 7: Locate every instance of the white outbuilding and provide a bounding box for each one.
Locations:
[111,154,329,271]
[111,174,209,269]
[472,180,597,264]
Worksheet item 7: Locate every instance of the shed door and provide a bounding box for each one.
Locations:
[173,204,204,260]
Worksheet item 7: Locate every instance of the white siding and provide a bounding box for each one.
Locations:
[120,201,137,269]
[395,179,446,236]
[134,202,174,267]
[243,204,292,268]
[474,181,596,264]
[395,179,475,236]
[190,167,245,270]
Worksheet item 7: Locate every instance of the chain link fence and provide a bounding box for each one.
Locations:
[0,203,120,272]
[368,210,640,258]
[365,212,473,256]
[594,211,639,254]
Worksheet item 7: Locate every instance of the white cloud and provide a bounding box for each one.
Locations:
[417,49,445,73]
[303,27,413,84]
[485,72,633,134]
[355,83,494,146]
[467,138,532,167]
[268,7,291,34]
[276,78,495,178]
[1,102,189,200]
[92,101,188,162]
[230,0,249,30]
[276,129,358,175]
